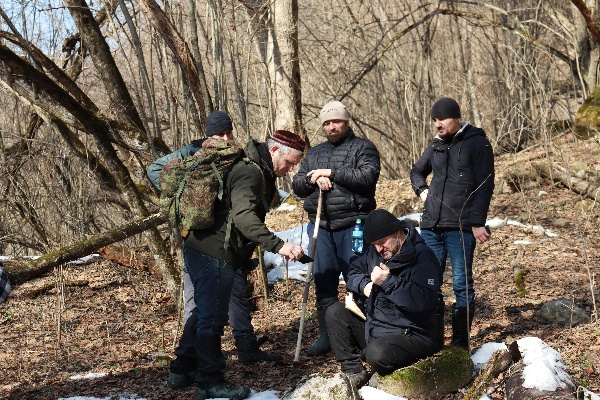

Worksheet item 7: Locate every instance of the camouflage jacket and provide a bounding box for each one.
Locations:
[184,140,283,268]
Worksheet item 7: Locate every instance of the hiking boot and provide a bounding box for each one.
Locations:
[345,369,371,389]
[202,381,251,400]
[167,371,196,389]
[236,335,283,364]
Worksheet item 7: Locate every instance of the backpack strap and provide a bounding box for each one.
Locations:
[223,157,268,251]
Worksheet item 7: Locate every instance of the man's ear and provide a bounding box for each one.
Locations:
[269,145,279,156]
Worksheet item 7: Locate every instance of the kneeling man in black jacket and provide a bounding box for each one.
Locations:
[326,209,442,388]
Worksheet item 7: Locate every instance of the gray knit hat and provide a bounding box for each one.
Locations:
[320,100,350,124]
[206,110,233,136]
[364,209,407,244]
[430,98,461,120]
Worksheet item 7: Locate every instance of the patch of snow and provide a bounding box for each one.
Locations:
[359,386,408,400]
[514,240,533,245]
[471,342,508,371]
[68,372,108,380]
[517,337,573,392]
[68,254,101,265]
[485,217,505,228]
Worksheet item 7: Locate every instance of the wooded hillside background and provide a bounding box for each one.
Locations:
[1,0,599,296]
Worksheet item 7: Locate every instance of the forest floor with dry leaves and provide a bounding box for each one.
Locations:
[1,135,599,400]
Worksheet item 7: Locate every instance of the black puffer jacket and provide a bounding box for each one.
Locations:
[410,123,495,230]
[292,127,380,230]
[346,224,442,344]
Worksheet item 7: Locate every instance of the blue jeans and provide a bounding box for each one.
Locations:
[307,222,358,300]
[183,267,254,339]
[420,229,476,308]
[185,246,235,336]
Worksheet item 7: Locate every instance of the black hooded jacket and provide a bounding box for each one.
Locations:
[410,123,495,230]
[345,224,442,344]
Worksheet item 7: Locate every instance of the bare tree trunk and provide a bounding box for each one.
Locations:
[271,0,303,135]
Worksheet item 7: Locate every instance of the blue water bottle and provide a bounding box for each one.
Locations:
[351,218,364,254]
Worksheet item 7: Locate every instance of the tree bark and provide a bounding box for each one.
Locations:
[137,0,207,131]
[464,349,514,400]
[531,161,600,200]
[5,213,166,285]
[271,0,303,136]
[65,0,146,132]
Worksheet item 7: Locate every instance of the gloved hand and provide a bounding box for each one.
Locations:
[419,189,429,202]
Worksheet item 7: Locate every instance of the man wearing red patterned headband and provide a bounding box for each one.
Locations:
[292,100,381,356]
[149,119,306,400]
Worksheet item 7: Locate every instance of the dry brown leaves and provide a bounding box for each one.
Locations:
[0,137,599,399]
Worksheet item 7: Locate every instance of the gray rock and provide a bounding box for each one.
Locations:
[538,299,590,326]
[282,372,360,400]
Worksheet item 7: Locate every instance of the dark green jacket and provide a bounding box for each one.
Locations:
[184,140,284,267]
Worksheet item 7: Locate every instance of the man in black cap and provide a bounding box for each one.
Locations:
[147,112,303,397]
[410,97,495,351]
[325,209,442,388]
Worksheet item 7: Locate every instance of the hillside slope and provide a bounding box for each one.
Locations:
[1,136,598,399]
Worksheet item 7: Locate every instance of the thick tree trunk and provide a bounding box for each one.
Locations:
[272,0,303,136]
[5,213,166,285]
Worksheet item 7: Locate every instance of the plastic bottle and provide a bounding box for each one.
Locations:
[351,218,364,254]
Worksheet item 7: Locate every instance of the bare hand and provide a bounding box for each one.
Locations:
[472,226,491,244]
[307,169,333,190]
[371,263,390,286]
[279,242,304,261]
[364,282,373,297]
[419,189,429,202]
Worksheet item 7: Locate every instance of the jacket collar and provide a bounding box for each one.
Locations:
[244,139,274,176]
[433,121,469,144]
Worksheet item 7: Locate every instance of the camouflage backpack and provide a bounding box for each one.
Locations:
[159,138,244,237]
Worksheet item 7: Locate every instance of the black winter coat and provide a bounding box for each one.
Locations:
[410,123,495,230]
[292,127,380,230]
[346,225,442,344]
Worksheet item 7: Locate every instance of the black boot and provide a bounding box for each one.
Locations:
[236,335,283,364]
[451,305,475,350]
[434,298,445,351]
[308,297,338,356]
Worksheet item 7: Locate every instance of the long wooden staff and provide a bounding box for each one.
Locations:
[294,189,323,362]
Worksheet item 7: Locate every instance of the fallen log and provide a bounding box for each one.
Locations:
[5,213,166,285]
[505,337,576,400]
[463,346,516,400]
[531,161,600,200]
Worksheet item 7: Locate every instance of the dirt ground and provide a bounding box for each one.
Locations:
[1,135,599,400]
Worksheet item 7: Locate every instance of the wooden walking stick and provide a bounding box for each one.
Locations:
[294,189,323,362]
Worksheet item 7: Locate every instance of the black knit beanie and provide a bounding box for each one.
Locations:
[364,209,407,244]
[430,98,461,120]
[206,110,233,137]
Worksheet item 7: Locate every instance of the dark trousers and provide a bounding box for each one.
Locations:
[170,246,235,386]
[183,265,254,339]
[307,222,357,300]
[326,301,435,376]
